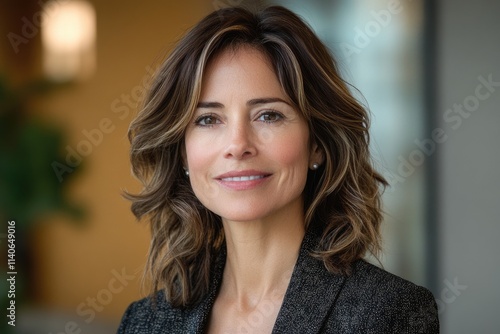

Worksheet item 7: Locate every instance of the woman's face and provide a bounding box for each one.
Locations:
[184,46,322,223]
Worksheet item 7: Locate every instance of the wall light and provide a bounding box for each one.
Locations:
[41,0,96,82]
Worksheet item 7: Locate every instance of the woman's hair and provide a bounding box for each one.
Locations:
[126,5,387,308]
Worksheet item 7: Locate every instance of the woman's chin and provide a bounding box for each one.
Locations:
[219,213,267,224]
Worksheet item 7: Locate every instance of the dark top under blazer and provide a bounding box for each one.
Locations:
[117,231,439,333]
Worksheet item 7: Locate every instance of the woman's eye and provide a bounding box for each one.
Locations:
[195,115,220,126]
[257,111,284,123]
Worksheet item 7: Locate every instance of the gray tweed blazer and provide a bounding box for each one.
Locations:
[117,231,439,333]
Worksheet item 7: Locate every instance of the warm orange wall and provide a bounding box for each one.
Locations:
[31,0,213,327]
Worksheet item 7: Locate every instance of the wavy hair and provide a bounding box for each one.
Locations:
[126,5,387,308]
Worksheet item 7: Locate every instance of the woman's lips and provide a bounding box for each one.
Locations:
[214,170,272,190]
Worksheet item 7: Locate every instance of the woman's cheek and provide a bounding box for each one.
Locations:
[272,130,310,166]
[185,133,214,170]
[185,136,221,203]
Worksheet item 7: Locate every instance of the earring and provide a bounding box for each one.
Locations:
[183,168,189,176]
[312,163,319,170]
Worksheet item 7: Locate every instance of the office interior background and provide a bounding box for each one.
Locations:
[0,0,499,333]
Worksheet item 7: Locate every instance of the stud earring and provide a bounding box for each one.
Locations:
[183,168,189,176]
[312,163,319,170]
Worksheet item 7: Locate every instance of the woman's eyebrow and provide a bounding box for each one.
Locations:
[196,101,224,109]
[247,97,290,106]
[196,97,290,109]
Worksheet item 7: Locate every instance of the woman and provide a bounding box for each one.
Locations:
[118,5,439,334]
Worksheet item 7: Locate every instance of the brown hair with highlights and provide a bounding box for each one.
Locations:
[125,5,387,308]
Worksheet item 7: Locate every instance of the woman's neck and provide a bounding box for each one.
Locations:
[219,206,305,309]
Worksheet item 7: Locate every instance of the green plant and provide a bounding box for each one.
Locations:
[0,74,85,333]
[0,74,84,226]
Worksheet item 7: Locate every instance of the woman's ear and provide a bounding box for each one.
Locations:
[309,141,325,168]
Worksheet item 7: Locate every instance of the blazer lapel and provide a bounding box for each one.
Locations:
[179,247,227,334]
[272,231,347,334]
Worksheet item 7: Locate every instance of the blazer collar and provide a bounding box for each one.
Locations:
[271,230,347,333]
[181,245,226,334]
[184,230,347,334]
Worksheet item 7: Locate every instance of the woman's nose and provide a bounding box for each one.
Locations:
[223,122,257,160]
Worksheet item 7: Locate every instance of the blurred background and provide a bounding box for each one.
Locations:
[0,0,498,333]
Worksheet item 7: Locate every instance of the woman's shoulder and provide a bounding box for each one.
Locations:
[116,290,187,333]
[348,259,436,303]
[350,259,425,287]
[303,231,437,307]
[328,259,439,332]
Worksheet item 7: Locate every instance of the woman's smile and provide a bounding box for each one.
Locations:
[214,169,273,190]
